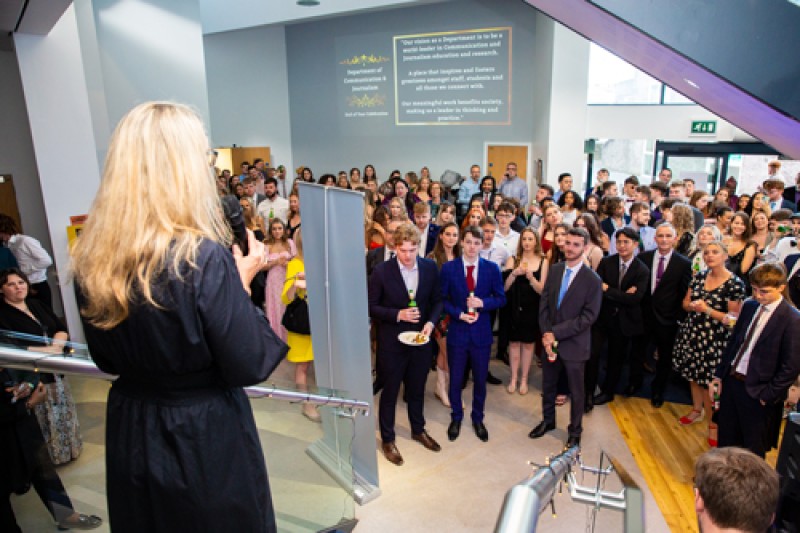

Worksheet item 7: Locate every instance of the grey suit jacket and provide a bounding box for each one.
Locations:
[539,262,603,362]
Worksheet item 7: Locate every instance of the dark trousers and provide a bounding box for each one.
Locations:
[601,322,635,396]
[495,306,510,359]
[543,356,586,437]
[585,326,606,398]
[448,342,490,424]
[717,376,778,458]
[378,347,430,443]
[1,494,21,533]
[642,322,679,397]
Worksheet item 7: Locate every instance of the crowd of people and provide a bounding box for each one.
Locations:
[4,104,800,529]
[219,157,800,466]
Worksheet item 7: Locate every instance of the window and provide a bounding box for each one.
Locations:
[587,44,697,106]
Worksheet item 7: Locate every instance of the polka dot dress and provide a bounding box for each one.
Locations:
[672,270,746,386]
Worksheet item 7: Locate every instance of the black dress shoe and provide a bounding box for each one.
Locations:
[565,435,581,449]
[584,400,594,414]
[486,372,502,385]
[651,394,664,408]
[593,392,614,406]
[624,384,641,397]
[413,431,441,452]
[447,420,461,441]
[528,421,556,439]
[473,422,489,442]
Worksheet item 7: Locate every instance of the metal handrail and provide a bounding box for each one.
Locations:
[495,446,580,532]
[0,345,370,414]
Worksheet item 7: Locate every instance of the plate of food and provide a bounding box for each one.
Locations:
[398,331,430,346]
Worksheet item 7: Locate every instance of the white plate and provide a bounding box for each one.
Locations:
[398,331,430,346]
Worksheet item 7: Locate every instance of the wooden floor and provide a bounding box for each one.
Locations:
[609,397,779,533]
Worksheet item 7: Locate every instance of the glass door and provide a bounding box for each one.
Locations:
[662,154,724,193]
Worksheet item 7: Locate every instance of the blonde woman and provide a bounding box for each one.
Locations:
[70,102,286,531]
[688,225,723,274]
[503,228,548,394]
[388,196,409,223]
[671,203,695,255]
[672,241,745,446]
[281,228,319,422]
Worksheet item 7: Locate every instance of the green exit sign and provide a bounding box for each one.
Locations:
[691,120,717,134]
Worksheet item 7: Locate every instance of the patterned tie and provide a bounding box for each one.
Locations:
[655,255,666,289]
[729,305,766,374]
[557,268,573,308]
[619,262,628,288]
[484,194,490,210]
[466,265,476,292]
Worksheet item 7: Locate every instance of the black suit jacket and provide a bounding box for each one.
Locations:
[423,224,441,257]
[539,262,603,362]
[715,299,800,404]
[368,257,443,353]
[595,255,649,337]
[366,246,390,279]
[784,186,799,206]
[639,250,692,326]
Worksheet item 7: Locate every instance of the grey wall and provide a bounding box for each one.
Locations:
[286,0,538,179]
[204,24,294,171]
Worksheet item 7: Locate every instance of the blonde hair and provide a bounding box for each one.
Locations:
[71,102,230,329]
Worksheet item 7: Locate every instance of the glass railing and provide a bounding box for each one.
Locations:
[1,336,365,533]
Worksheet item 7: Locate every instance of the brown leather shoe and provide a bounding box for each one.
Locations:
[382,442,404,465]
[412,431,442,452]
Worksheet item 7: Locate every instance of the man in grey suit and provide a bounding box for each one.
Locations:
[530,227,602,449]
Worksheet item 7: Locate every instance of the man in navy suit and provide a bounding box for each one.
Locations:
[712,263,800,458]
[368,223,444,465]
[530,227,602,449]
[413,203,440,257]
[440,226,506,442]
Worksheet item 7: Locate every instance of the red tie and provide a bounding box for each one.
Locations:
[484,194,489,210]
[466,265,476,292]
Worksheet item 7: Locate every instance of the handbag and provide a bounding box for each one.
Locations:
[282,295,310,334]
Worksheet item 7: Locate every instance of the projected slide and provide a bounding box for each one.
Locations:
[394,28,511,126]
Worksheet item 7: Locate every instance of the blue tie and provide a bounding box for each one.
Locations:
[557,267,573,308]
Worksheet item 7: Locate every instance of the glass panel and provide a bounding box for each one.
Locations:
[663,86,695,104]
[666,156,718,192]
[8,374,357,533]
[587,44,662,104]
[591,138,652,183]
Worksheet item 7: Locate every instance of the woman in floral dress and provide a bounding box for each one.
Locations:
[672,241,746,447]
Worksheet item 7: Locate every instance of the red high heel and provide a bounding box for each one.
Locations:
[707,423,718,447]
[679,408,704,425]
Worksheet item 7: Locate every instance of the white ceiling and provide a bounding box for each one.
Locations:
[199,0,455,35]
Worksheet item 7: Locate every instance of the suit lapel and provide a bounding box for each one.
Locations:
[751,300,787,352]
[552,262,565,309]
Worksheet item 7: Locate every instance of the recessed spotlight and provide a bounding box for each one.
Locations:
[684,78,699,89]
[297,0,320,5]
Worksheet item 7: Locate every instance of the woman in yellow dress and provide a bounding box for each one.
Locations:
[281,228,319,422]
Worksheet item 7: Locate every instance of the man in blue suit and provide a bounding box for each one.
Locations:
[440,226,506,442]
[530,227,602,449]
[712,263,800,458]
[368,223,444,466]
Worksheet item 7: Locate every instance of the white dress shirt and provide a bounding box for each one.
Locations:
[398,259,419,296]
[256,194,290,224]
[479,244,509,269]
[7,234,52,284]
[493,228,520,255]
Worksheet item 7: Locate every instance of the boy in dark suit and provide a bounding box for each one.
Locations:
[530,227,602,448]
[440,226,506,442]
[712,263,800,458]
[368,223,444,465]
[589,227,650,407]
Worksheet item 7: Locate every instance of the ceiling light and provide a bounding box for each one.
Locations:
[297,0,320,5]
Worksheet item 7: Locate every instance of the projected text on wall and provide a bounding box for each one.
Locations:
[393,27,511,126]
